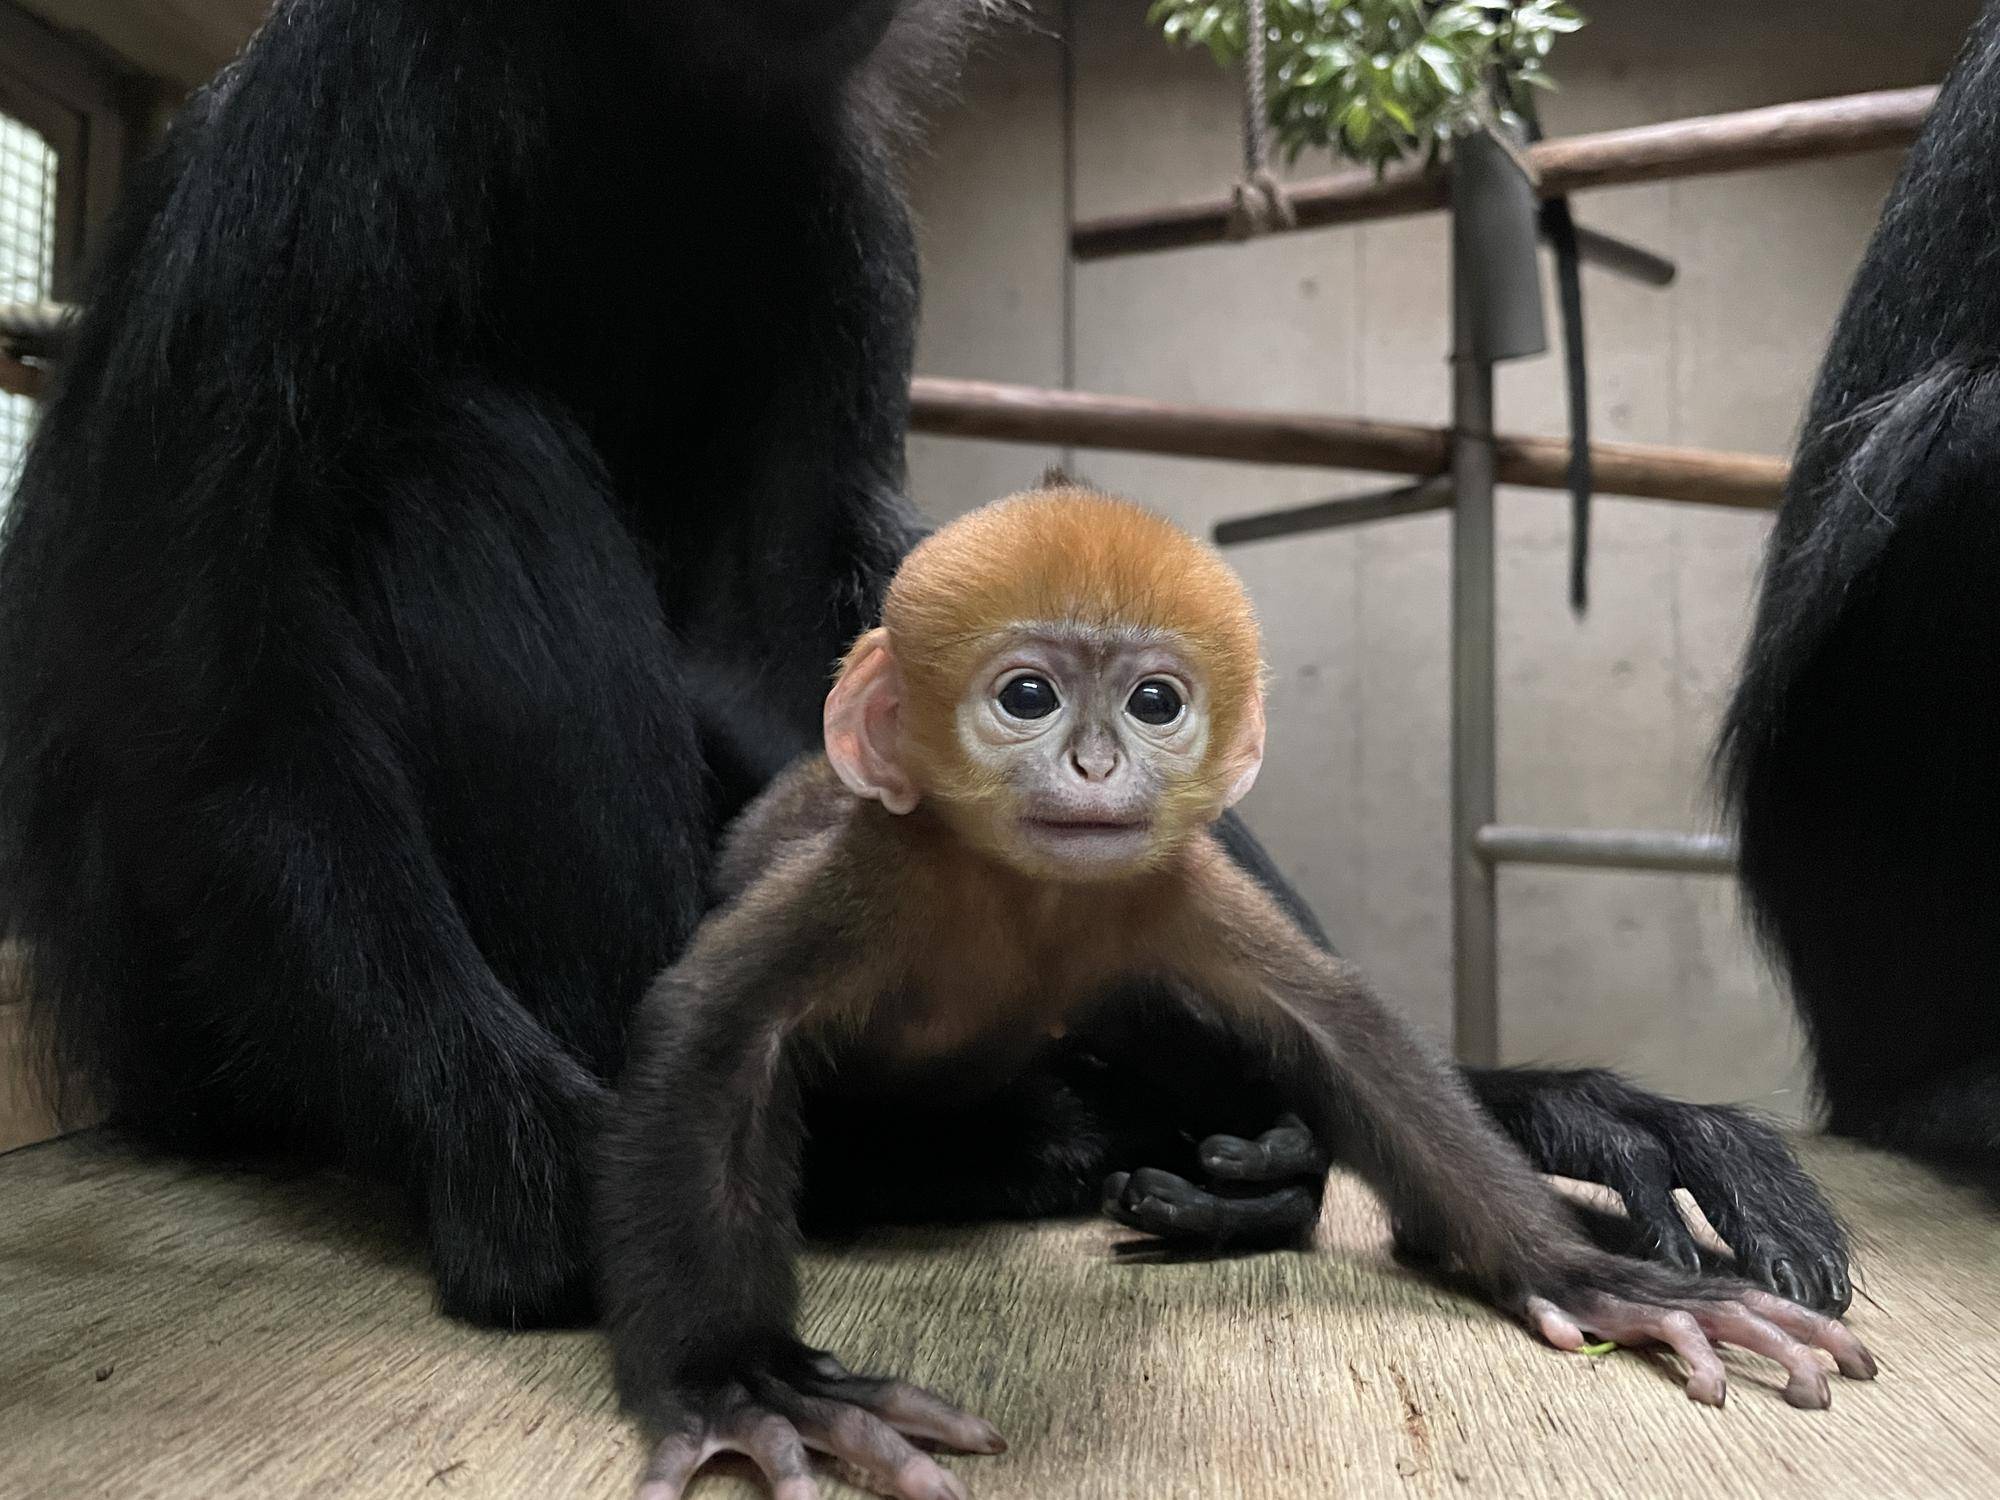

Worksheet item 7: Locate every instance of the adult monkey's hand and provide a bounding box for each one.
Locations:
[1104,1111,1328,1248]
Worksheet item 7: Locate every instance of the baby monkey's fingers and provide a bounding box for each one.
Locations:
[637,1365,1002,1500]
[796,1366,1007,1455]
[637,1398,819,1500]
[1525,1283,1877,1411]
[779,1393,974,1500]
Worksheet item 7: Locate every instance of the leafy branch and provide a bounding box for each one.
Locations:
[1148,1,1585,171]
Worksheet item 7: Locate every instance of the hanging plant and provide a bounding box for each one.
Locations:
[1147,1,1585,172]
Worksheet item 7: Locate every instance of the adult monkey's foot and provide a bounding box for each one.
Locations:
[1469,1067,1855,1312]
[429,1041,609,1330]
[637,1348,1004,1500]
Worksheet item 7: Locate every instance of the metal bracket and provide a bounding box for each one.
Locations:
[1213,474,1453,546]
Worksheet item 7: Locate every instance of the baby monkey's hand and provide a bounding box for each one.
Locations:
[1524,1254,1877,1409]
[637,1347,1004,1500]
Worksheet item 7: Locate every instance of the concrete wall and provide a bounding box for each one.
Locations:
[905,0,1981,1118]
[15,1,268,92]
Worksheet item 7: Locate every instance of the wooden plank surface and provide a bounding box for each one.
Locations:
[2,1135,1995,1498]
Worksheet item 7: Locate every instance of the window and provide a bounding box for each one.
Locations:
[0,4,141,495]
[0,112,56,488]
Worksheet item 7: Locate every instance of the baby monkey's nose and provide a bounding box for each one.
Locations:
[1069,736,1121,781]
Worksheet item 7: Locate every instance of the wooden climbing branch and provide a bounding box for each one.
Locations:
[1072,85,1938,261]
[908,377,1787,510]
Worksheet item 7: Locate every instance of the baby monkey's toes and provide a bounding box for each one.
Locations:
[1526,1283,1877,1410]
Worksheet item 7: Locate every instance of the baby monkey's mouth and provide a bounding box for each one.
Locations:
[1021,815,1151,837]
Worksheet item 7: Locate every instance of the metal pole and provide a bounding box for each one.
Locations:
[1445,138,1529,1070]
[1446,128,1545,1066]
[1474,825,1737,875]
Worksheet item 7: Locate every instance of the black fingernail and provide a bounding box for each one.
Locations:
[1771,1259,1804,1303]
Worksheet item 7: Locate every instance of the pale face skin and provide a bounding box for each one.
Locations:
[822,617,1263,881]
[955,624,1210,877]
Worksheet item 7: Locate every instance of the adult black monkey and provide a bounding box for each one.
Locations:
[1721,5,2000,1192]
[0,0,1848,1328]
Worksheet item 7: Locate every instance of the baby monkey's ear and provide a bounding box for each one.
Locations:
[824,628,920,815]
[1220,688,1266,810]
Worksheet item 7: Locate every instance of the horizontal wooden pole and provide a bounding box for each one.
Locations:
[909,377,1786,509]
[0,302,74,361]
[5,312,1789,507]
[1073,85,1937,261]
[0,354,43,401]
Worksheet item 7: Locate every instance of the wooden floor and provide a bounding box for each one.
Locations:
[3,1134,1997,1499]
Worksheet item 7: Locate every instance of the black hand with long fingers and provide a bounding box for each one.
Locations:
[1103,1113,1328,1246]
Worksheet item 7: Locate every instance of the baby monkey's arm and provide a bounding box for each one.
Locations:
[1159,837,1875,1411]
[597,845,1003,1500]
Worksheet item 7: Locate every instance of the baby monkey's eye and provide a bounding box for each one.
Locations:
[997,675,1060,720]
[1127,679,1185,726]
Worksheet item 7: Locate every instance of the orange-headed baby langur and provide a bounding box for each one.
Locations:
[597,485,1875,1500]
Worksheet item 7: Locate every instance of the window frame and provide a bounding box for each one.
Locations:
[0,3,145,300]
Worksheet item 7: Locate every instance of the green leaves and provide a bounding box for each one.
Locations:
[1148,0,1586,172]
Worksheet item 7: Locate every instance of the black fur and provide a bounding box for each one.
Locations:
[0,0,1851,1332]
[0,0,948,1328]
[1719,3,2000,1192]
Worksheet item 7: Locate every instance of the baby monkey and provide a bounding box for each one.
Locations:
[599,485,1874,1500]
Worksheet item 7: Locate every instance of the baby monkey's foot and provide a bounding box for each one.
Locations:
[1526,1279,1877,1410]
[638,1352,1005,1500]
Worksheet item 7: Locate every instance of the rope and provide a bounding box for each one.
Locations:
[1227,0,1295,239]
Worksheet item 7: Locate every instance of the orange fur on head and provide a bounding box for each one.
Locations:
[858,483,1266,850]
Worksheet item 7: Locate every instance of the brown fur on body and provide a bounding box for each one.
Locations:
[696,749,1572,1296]
[711,754,1173,1076]
[689,467,1614,1303]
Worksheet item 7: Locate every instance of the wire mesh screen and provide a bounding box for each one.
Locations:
[0,111,58,499]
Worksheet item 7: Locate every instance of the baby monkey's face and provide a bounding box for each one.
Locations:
[955,623,1212,879]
